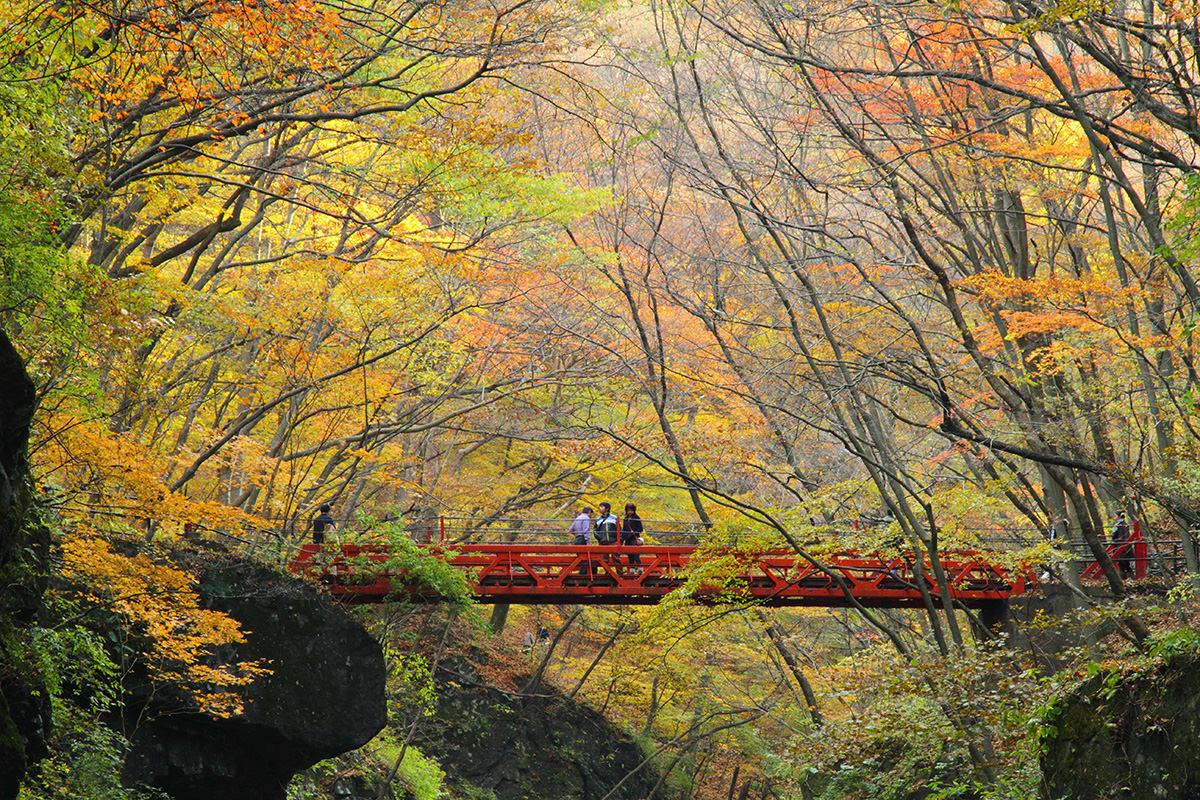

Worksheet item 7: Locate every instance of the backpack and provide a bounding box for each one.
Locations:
[595,514,619,544]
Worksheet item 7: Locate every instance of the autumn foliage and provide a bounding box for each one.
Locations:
[5,0,1200,792]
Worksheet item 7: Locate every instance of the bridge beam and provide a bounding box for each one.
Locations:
[288,542,1031,610]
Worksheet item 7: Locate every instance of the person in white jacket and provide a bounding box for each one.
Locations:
[569,507,592,544]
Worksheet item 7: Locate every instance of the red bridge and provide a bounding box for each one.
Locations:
[288,541,1030,608]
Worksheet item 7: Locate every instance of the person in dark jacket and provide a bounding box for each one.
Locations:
[594,502,620,545]
[622,502,644,570]
[1111,511,1132,577]
[311,503,335,545]
[594,501,620,567]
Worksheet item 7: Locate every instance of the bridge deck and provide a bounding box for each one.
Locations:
[288,542,1029,608]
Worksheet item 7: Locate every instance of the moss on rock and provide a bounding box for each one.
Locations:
[1040,652,1200,799]
[410,654,667,800]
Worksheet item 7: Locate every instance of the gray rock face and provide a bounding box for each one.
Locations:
[0,328,48,800]
[1040,652,1200,799]
[412,655,662,800]
[123,559,386,800]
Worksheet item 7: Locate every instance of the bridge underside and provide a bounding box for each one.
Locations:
[290,543,1027,610]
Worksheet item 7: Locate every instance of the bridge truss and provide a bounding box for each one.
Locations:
[288,542,1030,608]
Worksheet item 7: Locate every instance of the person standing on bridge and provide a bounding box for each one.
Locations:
[594,502,620,546]
[569,507,593,545]
[1112,511,1132,577]
[311,503,335,545]
[595,502,621,568]
[622,502,644,571]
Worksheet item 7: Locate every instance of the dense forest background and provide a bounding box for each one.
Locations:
[3,0,1200,796]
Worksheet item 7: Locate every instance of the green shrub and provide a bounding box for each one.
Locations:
[394,746,446,800]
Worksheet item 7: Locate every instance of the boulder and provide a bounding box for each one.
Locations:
[123,559,386,800]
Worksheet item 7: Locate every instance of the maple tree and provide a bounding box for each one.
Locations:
[1,0,625,792]
[527,0,1200,616]
[59,533,268,716]
[458,0,1200,791]
[2,0,628,538]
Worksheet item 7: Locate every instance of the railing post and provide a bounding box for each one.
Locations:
[1133,521,1148,579]
[440,516,445,544]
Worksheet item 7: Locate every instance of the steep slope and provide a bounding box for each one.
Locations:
[412,652,667,800]
[1040,649,1200,799]
[0,331,48,800]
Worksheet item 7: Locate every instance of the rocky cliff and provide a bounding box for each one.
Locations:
[411,653,665,800]
[0,330,49,800]
[1040,649,1200,799]
[120,556,387,800]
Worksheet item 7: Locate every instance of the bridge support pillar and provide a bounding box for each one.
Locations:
[488,603,511,634]
[970,599,1013,641]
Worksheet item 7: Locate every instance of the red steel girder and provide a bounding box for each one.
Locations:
[288,542,1028,608]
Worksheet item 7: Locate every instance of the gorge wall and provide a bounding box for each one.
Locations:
[1040,649,1200,799]
[0,330,48,800]
[121,556,388,800]
[412,653,667,800]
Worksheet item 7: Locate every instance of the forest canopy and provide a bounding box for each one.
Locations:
[3,0,1200,794]
[2,0,1196,553]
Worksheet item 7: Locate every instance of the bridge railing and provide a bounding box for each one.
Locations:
[399,521,1065,547]
[1051,538,1186,578]
[418,517,715,544]
[299,522,1197,583]
[287,540,1031,607]
[54,504,1200,582]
